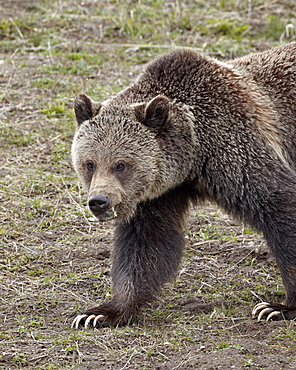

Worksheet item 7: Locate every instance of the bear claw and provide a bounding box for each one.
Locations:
[92,314,106,327]
[252,302,282,321]
[71,314,88,329]
[84,314,97,328]
[71,313,106,329]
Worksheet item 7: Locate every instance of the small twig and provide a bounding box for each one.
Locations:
[250,290,264,302]
[47,39,54,64]
[120,348,138,370]
[280,23,296,42]
[248,0,252,19]
[75,341,84,362]
[9,17,23,39]
[28,354,49,364]
[225,250,254,272]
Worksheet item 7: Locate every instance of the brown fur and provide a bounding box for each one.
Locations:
[71,43,296,327]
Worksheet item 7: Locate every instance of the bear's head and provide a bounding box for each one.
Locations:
[72,94,196,221]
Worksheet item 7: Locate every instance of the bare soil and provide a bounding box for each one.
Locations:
[1,1,296,369]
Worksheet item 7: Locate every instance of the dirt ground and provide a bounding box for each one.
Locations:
[1,1,296,369]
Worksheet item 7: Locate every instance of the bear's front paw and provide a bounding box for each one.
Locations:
[71,313,107,329]
[252,302,296,321]
[71,302,130,329]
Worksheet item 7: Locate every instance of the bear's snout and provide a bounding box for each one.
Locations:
[88,194,110,213]
[88,194,117,221]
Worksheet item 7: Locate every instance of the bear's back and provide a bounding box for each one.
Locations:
[231,42,296,162]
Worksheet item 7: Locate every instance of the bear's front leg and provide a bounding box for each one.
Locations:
[71,187,190,328]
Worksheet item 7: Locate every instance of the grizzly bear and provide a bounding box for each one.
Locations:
[71,42,296,329]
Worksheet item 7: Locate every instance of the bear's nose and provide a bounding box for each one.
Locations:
[88,195,110,213]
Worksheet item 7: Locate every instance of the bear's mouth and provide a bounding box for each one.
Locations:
[94,207,117,222]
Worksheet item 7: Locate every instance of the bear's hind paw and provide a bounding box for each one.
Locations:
[252,302,282,321]
[252,302,296,321]
[71,313,106,329]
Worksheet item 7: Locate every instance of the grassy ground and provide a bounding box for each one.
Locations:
[1,0,296,369]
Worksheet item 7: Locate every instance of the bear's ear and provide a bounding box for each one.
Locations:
[74,94,102,126]
[135,95,170,132]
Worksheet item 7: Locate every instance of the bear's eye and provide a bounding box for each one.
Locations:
[114,163,125,172]
[86,161,95,172]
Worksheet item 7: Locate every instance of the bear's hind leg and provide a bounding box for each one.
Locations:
[252,265,296,321]
[249,179,296,322]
